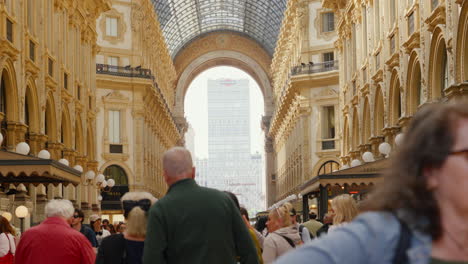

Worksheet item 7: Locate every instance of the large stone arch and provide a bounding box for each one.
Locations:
[388,70,402,126]
[99,161,134,187]
[0,58,18,122]
[174,50,273,116]
[373,86,385,137]
[428,26,448,99]
[456,0,468,83]
[406,51,423,115]
[173,32,274,118]
[25,78,40,133]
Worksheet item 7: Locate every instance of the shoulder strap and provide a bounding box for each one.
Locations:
[392,215,412,264]
[4,234,11,253]
[278,234,296,248]
[299,225,304,235]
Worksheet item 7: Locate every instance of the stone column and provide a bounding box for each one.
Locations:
[34,184,47,223]
[47,142,64,160]
[75,156,87,209]
[62,149,77,166]
[15,123,28,144]
[265,136,276,207]
[12,188,33,232]
[87,160,99,213]
[6,121,18,151]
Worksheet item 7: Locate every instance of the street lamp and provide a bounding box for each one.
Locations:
[15,205,28,234]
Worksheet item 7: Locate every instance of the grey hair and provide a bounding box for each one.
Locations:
[162,147,193,178]
[45,199,74,218]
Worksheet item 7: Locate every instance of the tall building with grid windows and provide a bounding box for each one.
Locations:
[206,79,264,212]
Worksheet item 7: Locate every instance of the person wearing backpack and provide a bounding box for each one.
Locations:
[262,204,302,263]
[287,205,313,243]
[275,102,468,264]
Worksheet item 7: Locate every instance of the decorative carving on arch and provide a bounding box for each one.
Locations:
[343,116,349,156]
[428,27,448,100]
[0,57,19,122]
[99,161,134,187]
[351,107,359,151]
[361,97,371,145]
[45,92,57,142]
[456,1,468,83]
[25,78,40,133]
[373,86,385,137]
[312,158,341,177]
[61,104,72,149]
[174,49,273,118]
[388,70,402,126]
[75,115,84,155]
[406,51,423,115]
[174,32,272,80]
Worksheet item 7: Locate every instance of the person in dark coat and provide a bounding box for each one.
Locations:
[143,147,259,264]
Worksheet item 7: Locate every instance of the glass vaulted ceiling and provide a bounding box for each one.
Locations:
[152,0,289,58]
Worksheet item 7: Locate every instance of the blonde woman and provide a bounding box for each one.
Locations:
[329,194,358,230]
[96,192,157,264]
[262,204,302,263]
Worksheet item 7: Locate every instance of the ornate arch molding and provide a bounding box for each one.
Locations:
[311,158,341,177]
[0,57,19,121]
[406,51,423,115]
[75,115,84,155]
[25,78,40,133]
[373,86,385,137]
[87,126,96,161]
[456,1,468,83]
[61,104,73,149]
[351,107,360,151]
[99,161,134,187]
[361,97,371,145]
[45,92,57,142]
[343,116,349,156]
[174,49,273,117]
[428,26,448,99]
[388,69,402,126]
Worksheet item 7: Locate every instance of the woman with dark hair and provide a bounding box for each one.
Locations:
[276,102,468,263]
[0,216,15,263]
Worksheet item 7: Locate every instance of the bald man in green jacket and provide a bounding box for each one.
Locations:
[143,147,259,264]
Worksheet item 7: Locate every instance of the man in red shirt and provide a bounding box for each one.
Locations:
[15,199,95,264]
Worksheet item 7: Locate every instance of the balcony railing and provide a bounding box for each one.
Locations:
[96,64,178,131]
[96,64,153,79]
[291,60,338,76]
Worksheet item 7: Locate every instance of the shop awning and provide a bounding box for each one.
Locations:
[0,150,82,186]
[300,158,389,195]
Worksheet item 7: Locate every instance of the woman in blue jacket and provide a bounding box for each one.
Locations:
[275,102,468,264]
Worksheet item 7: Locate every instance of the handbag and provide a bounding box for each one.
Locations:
[0,234,14,264]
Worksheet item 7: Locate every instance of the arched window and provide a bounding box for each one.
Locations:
[103,165,128,185]
[318,161,340,176]
[441,51,448,96]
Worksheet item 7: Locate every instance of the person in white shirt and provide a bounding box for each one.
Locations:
[0,215,16,263]
[89,214,110,247]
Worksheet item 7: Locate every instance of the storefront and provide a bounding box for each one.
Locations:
[300,158,388,221]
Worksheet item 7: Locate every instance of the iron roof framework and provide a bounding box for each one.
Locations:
[151,0,289,58]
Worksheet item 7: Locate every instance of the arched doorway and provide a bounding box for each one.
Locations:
[100,164,129,224]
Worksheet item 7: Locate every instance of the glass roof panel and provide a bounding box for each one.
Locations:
[151,0,289,58]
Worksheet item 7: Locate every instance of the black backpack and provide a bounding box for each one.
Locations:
[392,216,412,264]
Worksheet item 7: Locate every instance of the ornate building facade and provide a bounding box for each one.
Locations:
[323,0,468,164]
[0,0,110,227]
[95,0,180,218]
[268,0,341,207]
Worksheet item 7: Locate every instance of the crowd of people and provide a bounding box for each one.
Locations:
[0,102,467,263]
